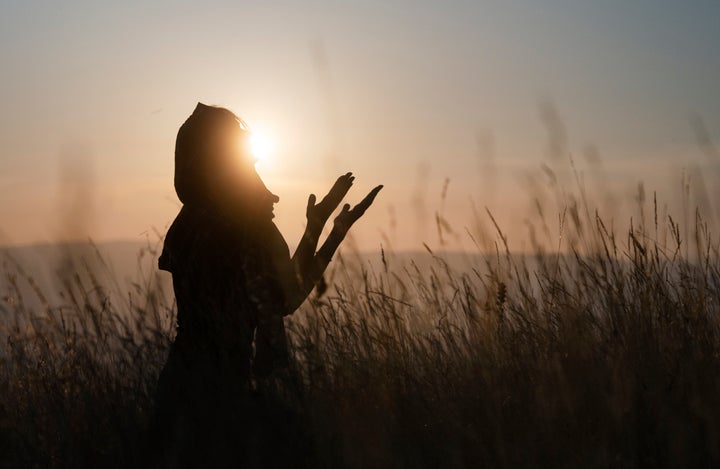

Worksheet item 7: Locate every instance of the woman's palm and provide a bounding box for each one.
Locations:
[307,172,355,224]
[333,185,383,234]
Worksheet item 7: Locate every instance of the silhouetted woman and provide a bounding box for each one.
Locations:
[151,103,381,468]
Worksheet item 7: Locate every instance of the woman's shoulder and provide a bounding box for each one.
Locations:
[159,205,276,272]
[158,206,226,272]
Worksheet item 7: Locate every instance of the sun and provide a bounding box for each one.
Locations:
[248,131,274,166]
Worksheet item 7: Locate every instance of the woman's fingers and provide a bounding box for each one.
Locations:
[365,185,383,202]
[350,185,383,218]
[332,185,381,233]
[316,173,355,219]
[313,177,380,231]
[305,194,317,218]
[325,173,354,201]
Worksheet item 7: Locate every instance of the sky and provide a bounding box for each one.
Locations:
[1,0,719,252]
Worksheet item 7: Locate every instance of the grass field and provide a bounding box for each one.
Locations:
[2,168,720,468]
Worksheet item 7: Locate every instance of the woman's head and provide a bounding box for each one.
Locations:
[174,103,278,216]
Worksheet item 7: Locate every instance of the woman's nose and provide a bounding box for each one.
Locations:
[270,193,280,203]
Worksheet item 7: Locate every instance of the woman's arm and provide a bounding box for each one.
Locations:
[314,184,383,273]
[283,184,383,312]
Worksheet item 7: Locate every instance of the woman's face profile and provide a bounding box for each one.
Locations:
[209,122,279,217]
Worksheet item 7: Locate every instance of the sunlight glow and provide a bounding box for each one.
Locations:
[249,131,274,166]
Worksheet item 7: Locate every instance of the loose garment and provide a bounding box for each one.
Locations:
[152,204,296,466]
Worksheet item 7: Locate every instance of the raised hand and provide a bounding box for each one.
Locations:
[297,182,383,304]
[332,185,383,235]
[306,172,355,226]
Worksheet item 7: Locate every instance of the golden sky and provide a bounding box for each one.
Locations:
[1,1,719,251]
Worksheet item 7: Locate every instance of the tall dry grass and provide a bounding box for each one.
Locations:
[2,168,720,468]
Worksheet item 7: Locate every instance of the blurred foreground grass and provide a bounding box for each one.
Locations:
[2,176,720,468]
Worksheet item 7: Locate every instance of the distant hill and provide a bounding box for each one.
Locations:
[0,239,540,314]
[0,240,164,311]
[0,240,499,281]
